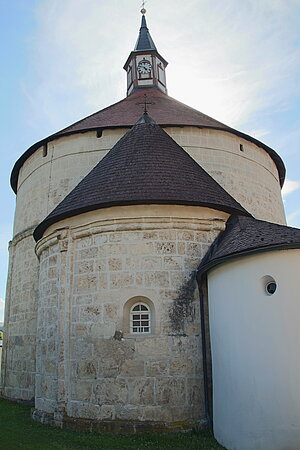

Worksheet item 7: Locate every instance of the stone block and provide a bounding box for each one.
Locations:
[71,380,93,402]
[155,242,176,254]
[128,378,155,405]
[44,359,57,375]
[158,230,177,240]
[104,303,118,320]
[76,236,93,249]
[186,242,202,258]
[121,359,145,377]
[93,338,135,360]
[79,247,98,259]
[177,230,195,241]
[129,242,154,255]
[93,234,108,245]
[142,406,172,422]
[99,404,115,420]
[142,231,158,240]
[90,322,116,339]
[108,258,123,271]
[136,337,169,357]
[187,378,203,406]
[115,405,141,420]
[156,377,186,405]
[110,273,134,289]
[177,242,186,254]
[144,271,169,288]
[163,256,183,270]
[75,275,97,293]
[79,305,101,322]
[124,257,140,270]
[73,295,93,305]
[100,357,120,378]
[141,256,162,270]
[170,358,194,376]
[98,273,108,289]
[145,360,169,376]
[95,378,127,404]
[101,244,123,257]
[135,272,144,285]
[77,360,97,378]
[95,259,107,272]
[77,261,94,274]
[68,401,100,419]
[185,256,202,272]
[48,267,57,279]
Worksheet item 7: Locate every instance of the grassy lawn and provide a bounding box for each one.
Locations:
[0,398,224,449]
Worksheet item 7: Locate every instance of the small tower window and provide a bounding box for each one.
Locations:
[42,144,48,157]
[261,275,277,296]
[130,303,151,333]
[240,144,244,152]
[266,281,277,295]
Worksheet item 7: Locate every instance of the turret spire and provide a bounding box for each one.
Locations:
[134,13,157,51]
[123,10,168,96]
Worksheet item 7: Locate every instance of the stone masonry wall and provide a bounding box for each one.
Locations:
[34,206,228,430]
[0,230,38,402]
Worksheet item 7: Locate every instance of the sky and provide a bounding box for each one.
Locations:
[0,0,299,322]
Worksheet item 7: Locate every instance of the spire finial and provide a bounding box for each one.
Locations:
[141,0,146,15]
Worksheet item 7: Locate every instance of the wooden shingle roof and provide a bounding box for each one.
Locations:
[11,88,285,193]
[198,215,300,276]
[33,114,250,241]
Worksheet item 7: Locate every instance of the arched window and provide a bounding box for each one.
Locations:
[130,303,151,334]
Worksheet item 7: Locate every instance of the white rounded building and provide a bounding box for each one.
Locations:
[1,12,300,448]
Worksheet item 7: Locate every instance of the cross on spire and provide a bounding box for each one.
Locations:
[136,94,154,113]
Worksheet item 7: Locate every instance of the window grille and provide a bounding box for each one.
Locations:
[130,303,151,334]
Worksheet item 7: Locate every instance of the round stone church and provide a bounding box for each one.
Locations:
[2,11,300,450]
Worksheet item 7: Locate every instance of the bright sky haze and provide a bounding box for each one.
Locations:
[1,0,300,322]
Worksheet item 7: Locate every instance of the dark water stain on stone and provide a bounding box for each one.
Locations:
[113,330,124,341]
[169,271,197,334]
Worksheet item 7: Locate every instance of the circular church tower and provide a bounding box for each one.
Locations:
[1,11,286,432]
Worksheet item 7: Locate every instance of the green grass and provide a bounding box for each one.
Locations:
[0,398,224,449]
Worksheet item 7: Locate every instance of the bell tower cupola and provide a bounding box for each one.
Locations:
[124,9,168,96]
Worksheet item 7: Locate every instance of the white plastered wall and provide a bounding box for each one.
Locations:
[207,249,300,450]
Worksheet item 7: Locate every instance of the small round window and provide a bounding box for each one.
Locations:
[261,275,277,296]
[266,281,277,295]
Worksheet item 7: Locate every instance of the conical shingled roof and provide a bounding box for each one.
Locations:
[198,215,300,276]
[10,88,286,193]
[33,114,250,241]
[134,15,157,51]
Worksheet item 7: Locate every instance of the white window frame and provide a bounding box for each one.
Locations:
[130,302,151,334]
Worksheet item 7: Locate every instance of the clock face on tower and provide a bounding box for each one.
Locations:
[137,59,152,74]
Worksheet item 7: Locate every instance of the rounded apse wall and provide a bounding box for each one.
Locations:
[33,205,228,432]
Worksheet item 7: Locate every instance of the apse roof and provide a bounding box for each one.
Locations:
[33,113,250,241]
[197,215,300,276]
[11,88,286,193]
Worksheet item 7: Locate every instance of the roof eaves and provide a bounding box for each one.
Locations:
[197,242,300,280]
[34,199,250,243]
